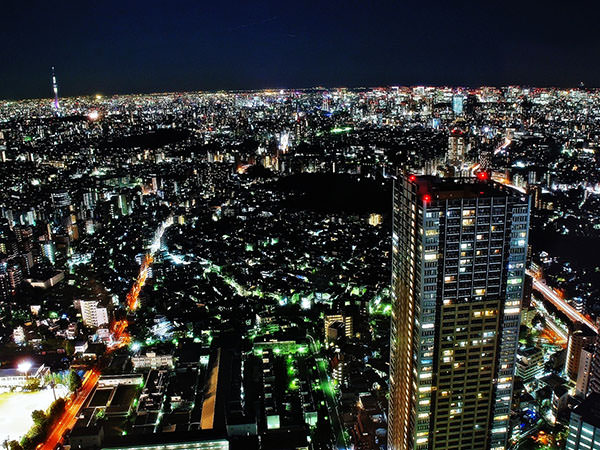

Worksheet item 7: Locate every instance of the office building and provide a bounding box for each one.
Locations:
[566,327,596,382]
[447,129,468,164]
[516,347,544,383]
[388,174,530,450]
[324,313,353,343]
[452,95,464,115]
[588,338,600,396]
[131,352,175,370]
[51,189,71,208]
[566,393,600,450]
[577,346,595,399]
[41,239,57,265]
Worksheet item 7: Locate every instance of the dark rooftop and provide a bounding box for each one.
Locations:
[572,393,600,429]
[409,175,527,201]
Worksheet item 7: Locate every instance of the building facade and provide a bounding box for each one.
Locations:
[566,327,596,382]
[80,300,109,328]
[388,174,530,450]
[566,393,600,450]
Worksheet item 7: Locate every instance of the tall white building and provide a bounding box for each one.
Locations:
[80,300,109,328]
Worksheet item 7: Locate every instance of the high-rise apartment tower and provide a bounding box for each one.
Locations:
[389,174,530,450]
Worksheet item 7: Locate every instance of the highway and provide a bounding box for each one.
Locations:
[530,298,568,343]
[527,270,598,335]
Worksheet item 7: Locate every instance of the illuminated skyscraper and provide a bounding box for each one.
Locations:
[565,327,596,382]
[41,240,57,265]
[447,128,468,164]
[389,174,530,450]
[452,94,464,115]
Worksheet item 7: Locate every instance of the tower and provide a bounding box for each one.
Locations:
[389,174,530,450]
[565,327,596,382]
[447,128,468,164]
[452,94,464,116]
[51,66,59,110]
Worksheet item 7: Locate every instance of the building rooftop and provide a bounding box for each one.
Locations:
[520,346,543,357]
[409,175,527,202]
[572,392,600,429]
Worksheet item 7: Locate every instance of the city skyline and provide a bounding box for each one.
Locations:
[1,12,600,447]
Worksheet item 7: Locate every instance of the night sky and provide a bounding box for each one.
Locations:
[1,0,599,99]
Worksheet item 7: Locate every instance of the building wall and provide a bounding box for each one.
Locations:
[566,413,600,450]
[566,330,596,382]
[576,348,594,398]
[389,175,530,450]
[388,176,421,450]
[80,300,109,328]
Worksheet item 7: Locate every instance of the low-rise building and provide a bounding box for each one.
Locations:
[131,352,175,370]
[0,363,49,388]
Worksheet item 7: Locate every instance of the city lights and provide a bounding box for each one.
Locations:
[87,110,100,121]
[0,75,596,450]
[17,360,32,375]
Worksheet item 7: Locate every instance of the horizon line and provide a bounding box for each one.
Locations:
[1,82,596,104]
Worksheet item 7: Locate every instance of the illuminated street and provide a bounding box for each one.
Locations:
[40,370,99,450]
[41,218,171,447]
[528,270,598,334]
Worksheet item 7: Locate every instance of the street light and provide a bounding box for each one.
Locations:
[17,360,32,376]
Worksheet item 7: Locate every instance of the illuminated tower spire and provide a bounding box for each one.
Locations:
[51,67,59,110]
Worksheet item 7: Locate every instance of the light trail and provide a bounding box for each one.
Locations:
[126,254,153,311]
[40,369,100,450]
[113,216,173,349]
[527,270,598,334]
[531,298,569,343]
[494,137,512,155]
[128,216,173,311]
[43,216,173,446]
[543,317,568,343]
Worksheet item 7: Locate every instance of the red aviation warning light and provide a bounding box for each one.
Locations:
[423,194,431,203]
[476,171,489,181]
[408,174,416,182]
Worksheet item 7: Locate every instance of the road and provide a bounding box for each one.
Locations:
[530,298,568,342]
[527,270,598,334]
[314,357,348,450]
[40,369,100,450]
[306,334,348,450]
[42,217,173,448]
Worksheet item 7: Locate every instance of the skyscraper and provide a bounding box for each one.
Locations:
[389,174,530,450]
[566,327,596,382]
[452,94,464,116]
[447,128,468,164]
